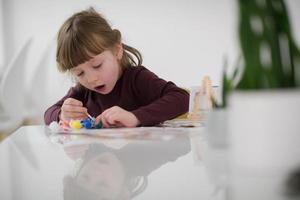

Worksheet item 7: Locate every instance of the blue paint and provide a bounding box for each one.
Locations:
[80,118,93,129]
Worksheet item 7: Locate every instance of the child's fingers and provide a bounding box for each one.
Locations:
[95,106,124,128]
[100,115,110,128]
[106,113,124,127]
[64,98,83,106]
[95,115,102,125]
[99,113,116,128]
[60,98,88,121]
[95,111,108,127]
[109,111,139,127]
[102,110,119,127]
[62,104,87,114]
[95,107,139,128]
[63,111,87,119]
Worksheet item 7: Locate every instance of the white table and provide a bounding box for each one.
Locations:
[0,126,222,199]
[0,125,297,200]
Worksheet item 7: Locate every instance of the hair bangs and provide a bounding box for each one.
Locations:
[58,31,106,72]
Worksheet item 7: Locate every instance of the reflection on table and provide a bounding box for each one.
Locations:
[0,125,299,200]
[0,126,214,200]
[62,133,190,200]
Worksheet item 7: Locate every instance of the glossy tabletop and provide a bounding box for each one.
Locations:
[0,125,224,200]
[0,125,298,200]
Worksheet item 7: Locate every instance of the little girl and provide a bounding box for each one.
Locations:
[44,7,189,128]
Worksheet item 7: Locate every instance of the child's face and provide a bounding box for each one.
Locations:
[71,48,122,94]
[76,152,126,199]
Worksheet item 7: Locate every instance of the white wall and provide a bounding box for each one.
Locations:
[287,0,300,46]
[1,0,300,109]
[0,0,4,73]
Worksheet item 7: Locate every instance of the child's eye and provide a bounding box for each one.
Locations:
[77,71,84,77]
[93,64,102,69]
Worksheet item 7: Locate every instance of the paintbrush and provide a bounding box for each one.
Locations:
[86,112,96,123]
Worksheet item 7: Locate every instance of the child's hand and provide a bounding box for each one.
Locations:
[60,98,87,121]
[95,106,140,128]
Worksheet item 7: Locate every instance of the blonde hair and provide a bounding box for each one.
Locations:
[56,7,142,72]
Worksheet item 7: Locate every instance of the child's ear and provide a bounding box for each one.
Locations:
[115,43,123,60]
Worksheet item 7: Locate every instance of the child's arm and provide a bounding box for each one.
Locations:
[131,67,189,126]
[44,85,86,125]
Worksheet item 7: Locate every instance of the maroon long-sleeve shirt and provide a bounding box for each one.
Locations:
[44,66,189,126]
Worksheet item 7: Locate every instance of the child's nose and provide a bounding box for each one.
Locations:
[87,73,98,83]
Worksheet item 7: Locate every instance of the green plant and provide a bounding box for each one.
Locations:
[221,0,300,107]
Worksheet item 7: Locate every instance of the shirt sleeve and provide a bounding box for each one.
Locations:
[44,84,86,125]
[131,67,189,126]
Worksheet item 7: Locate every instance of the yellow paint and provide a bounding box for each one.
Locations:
[69,120,82,129]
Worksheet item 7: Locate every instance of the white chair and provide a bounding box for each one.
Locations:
[25,40,55,124]
[0,38,32,134]
[25,38,75,125]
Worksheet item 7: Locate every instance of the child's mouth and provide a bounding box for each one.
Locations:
[95,85,105,92]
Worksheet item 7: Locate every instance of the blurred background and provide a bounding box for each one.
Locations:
[0,0,299,126]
